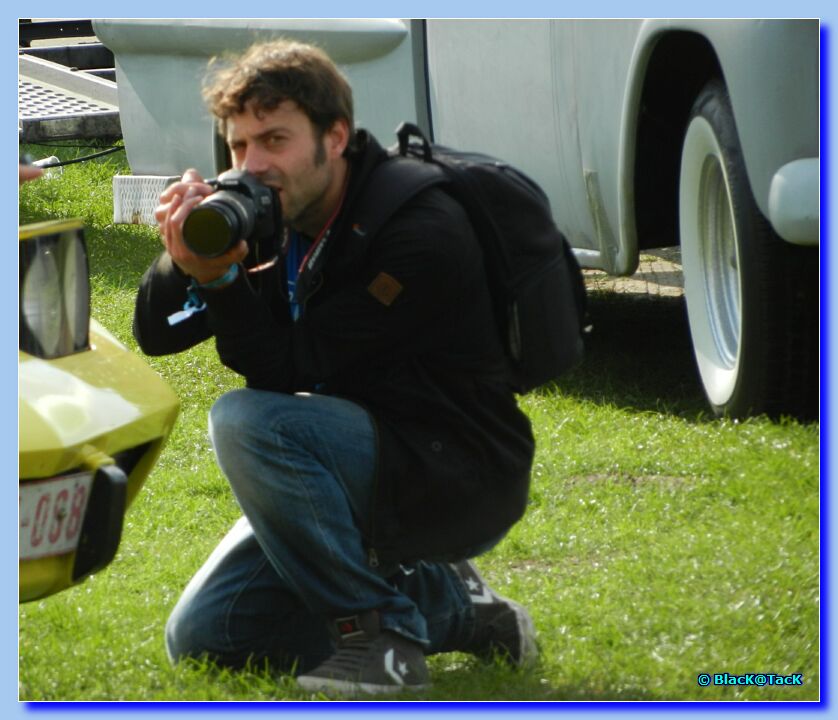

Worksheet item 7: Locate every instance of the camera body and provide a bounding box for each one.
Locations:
[182,169,281,259]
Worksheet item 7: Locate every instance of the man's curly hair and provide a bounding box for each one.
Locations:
[203,39,356,152]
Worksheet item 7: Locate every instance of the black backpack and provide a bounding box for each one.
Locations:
[357,123,587,393]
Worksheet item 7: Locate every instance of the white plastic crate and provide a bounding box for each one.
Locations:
[113,174,180,225]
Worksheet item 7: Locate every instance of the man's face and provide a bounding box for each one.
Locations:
[225,100,346,235]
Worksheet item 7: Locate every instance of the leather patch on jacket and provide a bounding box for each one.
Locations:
[367,272,403,306]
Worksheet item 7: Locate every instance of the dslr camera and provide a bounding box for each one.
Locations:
[182,169,281,258]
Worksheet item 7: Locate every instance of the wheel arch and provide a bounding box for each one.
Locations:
[630,30,723,253]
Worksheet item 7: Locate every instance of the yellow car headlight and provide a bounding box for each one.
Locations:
[19,219,90,359]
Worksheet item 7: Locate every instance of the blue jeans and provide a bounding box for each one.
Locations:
[165,389,490,673]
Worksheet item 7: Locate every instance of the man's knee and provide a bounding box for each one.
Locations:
[165,612,252,669]
[165,599,248,669]
[164,604,207,665]
[208,389,262,464]
[209,389,249,438]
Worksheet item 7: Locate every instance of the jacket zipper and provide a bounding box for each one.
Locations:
[359,405,382,569]
[300,273,324,314]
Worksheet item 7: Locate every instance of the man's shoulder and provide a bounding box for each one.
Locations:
[368,185,480,272]
[350,151,471,236]
[379,185,474,248]
[390,184,469,227]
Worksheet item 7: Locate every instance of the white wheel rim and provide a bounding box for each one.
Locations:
[680,116,743,407]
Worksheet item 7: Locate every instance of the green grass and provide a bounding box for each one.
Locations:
[18,143,820,702]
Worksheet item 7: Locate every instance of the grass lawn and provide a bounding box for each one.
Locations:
[18,143,820,702]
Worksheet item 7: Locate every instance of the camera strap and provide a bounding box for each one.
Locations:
[290,176,350,310]
[290,227,331,314]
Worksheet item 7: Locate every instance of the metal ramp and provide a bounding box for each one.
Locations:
[18,20,121,142]
[19,54,120,142]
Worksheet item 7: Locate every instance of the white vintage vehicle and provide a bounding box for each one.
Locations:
[95,18,819,418]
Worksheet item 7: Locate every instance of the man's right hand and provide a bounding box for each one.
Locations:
[155,168,249,285]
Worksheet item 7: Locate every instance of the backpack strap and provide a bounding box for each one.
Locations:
[396,122,433,161]
[352,156,447,239]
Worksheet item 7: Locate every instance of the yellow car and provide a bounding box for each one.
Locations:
[19,218,179,602]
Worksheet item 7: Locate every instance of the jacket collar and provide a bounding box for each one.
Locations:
[291,129,389,300]
[341,130,389,224]
[316,129,389,265]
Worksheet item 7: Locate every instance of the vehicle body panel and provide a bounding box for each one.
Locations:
[20,320,178,487]
[96,18,819,266]
[425,19,819,273]
[20,317,179,601]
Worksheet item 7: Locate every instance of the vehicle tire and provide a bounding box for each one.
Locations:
[679,79,818,419]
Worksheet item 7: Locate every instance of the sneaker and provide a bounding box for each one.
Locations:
[297,611,429,696]
[451,560,538,667]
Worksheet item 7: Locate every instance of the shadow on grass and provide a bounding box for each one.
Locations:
[425,667,661,702]
[547,291,708,419]
[167,652,664,701]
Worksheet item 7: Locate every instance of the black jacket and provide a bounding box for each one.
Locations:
[134,131,534,567]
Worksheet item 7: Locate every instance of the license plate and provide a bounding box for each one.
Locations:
[19,472,94,561]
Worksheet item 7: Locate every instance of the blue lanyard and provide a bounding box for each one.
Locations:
[283,175,349,323]
[285,231,311,322]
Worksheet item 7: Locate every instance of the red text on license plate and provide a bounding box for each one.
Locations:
[19,472,94,561]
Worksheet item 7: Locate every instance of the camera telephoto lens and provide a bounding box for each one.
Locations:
[183,192,256,258]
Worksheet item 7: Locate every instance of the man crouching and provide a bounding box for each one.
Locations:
[134,38,537,695]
